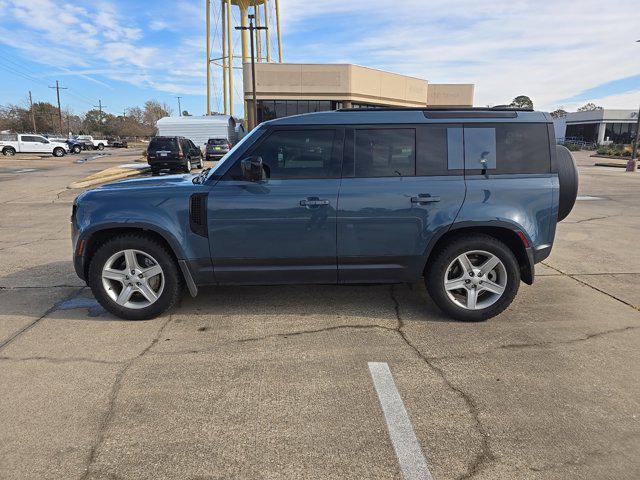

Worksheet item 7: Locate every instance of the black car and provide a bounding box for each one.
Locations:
[205,138,231,160]
[147,136,203,175]
[110,138,128,148]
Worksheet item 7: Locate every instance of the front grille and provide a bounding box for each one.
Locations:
[189,193,208,237]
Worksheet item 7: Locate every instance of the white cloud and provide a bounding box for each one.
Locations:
[280,0,640,111]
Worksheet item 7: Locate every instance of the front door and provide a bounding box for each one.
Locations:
[209,127,344,284]
[337,125,466,283]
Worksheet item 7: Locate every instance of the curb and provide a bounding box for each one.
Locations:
[69,164,149,189]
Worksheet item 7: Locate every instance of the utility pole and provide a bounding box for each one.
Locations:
[48,80,67,134]
[629,40,640,173]
[206,0,211,116]
[236,14,267,130]
[93,100,106,135]
[28,91,36,133]
[177,96,182,116]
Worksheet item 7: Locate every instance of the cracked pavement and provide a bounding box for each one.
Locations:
[0,151,639,479]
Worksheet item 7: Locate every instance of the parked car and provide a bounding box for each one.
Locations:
[75,138,95,151]
[66,138,86,154]
[76,135,108,150]
[71,108,579,321]
[1,133,69,157]
[110,138,128,148]
[146,136,203,175]
[205,138,231,160]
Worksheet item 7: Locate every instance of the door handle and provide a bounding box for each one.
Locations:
[411,194,441,204]
[300,198,330,208]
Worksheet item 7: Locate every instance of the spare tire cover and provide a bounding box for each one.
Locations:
[556,145,579,222]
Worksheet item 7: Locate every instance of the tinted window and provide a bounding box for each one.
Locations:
[149,137,178,151]
[416,125,450,175]
[250,129,338,179]
[208,138,227,145]
[464,124,550,174]
[354,129,415,177]
[22,135,44,142]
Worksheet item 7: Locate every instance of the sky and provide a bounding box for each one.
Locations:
[0,0,638,118]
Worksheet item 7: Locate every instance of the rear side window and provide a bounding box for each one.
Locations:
[464,124,551,174]
[149,138,178,151]
[354,129,415,177]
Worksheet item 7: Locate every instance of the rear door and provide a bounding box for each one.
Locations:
[209,126,344,284]
[337,124,466,283]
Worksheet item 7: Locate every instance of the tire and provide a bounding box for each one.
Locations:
[53,147,65,157]
[184,159,192,173]
[425,234,520,322]
[73,145,81,154]
[197,157,203,168]
[151,168,160,176]
[556,145,579,222]
[3,147,16,156]
[97,143,105,151]
[87,234,183,320]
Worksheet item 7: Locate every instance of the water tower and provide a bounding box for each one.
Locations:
[206,0,283,119]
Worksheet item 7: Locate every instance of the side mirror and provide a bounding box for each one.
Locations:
[240,155,265,182]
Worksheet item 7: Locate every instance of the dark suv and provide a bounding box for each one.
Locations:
[72,108,578,321]
[205,138,231,160]
[147,136,203,175]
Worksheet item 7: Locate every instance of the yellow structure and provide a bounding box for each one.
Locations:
[206,0,283,117]
[243,63,475,128]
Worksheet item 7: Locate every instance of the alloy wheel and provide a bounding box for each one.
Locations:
[444,250,507,310]
[101,249,165,309]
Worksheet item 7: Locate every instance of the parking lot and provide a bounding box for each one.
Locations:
[0,149,639,479]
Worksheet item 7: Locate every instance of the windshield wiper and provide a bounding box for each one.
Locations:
[192,168,211,184]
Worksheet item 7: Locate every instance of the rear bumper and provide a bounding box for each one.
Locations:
[148,160,186,169]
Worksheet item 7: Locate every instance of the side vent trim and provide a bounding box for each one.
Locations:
[189,193,208,237]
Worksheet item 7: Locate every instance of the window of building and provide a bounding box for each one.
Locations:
[354,129,415,177]
[240,129,339,180]
[604,122,636,144]
[565,123,598,143]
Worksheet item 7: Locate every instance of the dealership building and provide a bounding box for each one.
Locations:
[242,63,475,127]
[554,109,639,145]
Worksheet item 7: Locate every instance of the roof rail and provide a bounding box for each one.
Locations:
[336,106,534,112]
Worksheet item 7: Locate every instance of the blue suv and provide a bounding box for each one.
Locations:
[71,108,578,322]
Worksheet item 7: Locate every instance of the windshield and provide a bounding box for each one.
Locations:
[207,138,227,145]
[201,127,263,182]
[148,137,178,151]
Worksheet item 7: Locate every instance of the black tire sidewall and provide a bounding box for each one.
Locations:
[426,235,520,322]
[88,235,182,320]
[53,147,64,157]
[3,147,15,156]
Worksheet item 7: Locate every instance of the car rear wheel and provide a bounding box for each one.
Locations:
[425,234,520,322]
[53,147,65,157]
[97,143,104,150]
[3,147,16,156]
[184,159,192,173]
[88,235,182,320]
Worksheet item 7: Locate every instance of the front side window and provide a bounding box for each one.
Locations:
[354,129,415,177]
[227,129,339,180]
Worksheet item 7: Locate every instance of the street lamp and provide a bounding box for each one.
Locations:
[236,14,267,130]
[631,40,640,172]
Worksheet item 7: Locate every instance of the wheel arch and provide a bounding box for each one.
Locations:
[422,221,534,285]
[80,224,186,280]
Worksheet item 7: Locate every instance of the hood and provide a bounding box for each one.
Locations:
[96,173,196,191]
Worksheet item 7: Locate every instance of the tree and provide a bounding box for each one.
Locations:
[577,102,603,112]
[510,95,534,109]
[550,108,568,118]
[143,100,172,132]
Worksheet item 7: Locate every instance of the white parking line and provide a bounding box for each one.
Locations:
[368,362,434,480]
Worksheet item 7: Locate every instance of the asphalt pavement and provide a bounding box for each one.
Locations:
[0,149,638,479]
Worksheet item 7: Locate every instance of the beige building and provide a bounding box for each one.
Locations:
[242,63,474,127]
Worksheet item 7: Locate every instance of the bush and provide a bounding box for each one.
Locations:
[565,143,581,151]
[596,147,608,155]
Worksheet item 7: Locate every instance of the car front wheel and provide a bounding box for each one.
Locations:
[425,234,520,322]
[88,235,183,320]
[53,147,65,157]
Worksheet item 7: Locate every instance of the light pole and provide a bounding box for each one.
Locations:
[236,14,267,130]
[177,96,182,117]
[629,40,640,172]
